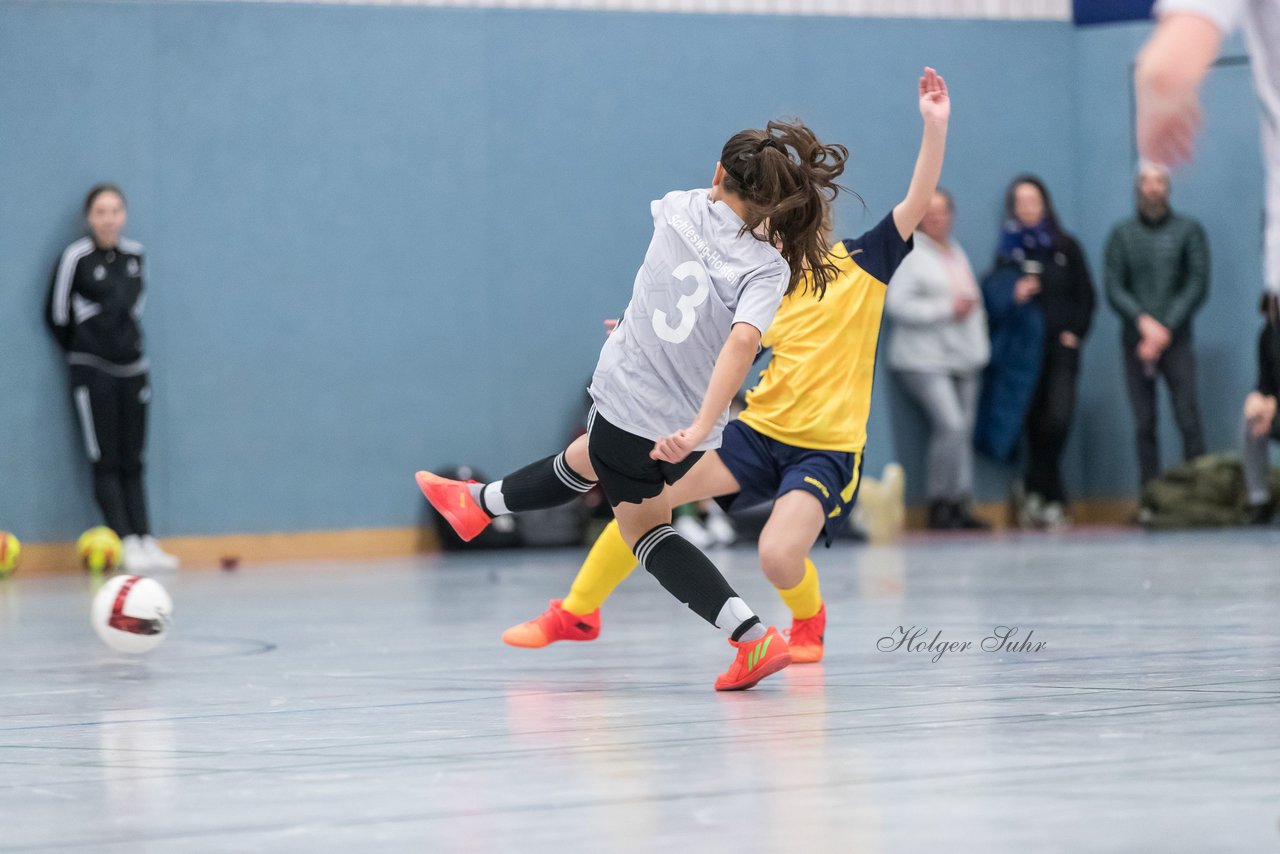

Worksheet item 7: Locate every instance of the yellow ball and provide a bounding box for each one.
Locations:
[0,532,20,578]
[77,527,123,573]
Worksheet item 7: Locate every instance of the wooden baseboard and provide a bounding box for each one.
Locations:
[905,497,1138,531]
[10,526,439,578]
[8,496,1141,578]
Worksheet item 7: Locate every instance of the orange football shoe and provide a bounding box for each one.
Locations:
[714,626,792,691]
[416,470,491,542]
[502,599,601,648]
[786,604,826,664]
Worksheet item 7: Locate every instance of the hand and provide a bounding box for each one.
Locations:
[1137,338,1163,364]
[1135,69,1201,166]
[1245,392,1278,438]
[1134,14,1220,165]
[918,67,950,126]
[1013,275,1041,305]
[650,426,707,464]
[953,294,976,319]
[1137,314,1172,350]
[1059,331,1080,349]
[603,318,619,336]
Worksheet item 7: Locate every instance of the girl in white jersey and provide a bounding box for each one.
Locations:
[418,119,849,691]
[1136,0,1280,310]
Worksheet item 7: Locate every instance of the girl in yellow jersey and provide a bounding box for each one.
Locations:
[503,68,951,663]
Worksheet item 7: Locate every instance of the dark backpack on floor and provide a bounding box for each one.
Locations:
[1140,453,1280,529]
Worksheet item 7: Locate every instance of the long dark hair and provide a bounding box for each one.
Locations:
[83,183,126,215]
[1003,174,1060,235]
[719,120,849,299]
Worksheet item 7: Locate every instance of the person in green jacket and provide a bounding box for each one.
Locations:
[1105,162,1209,490]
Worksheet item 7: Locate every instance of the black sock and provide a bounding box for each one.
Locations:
[477,452,595,515]
[634,525,763,639]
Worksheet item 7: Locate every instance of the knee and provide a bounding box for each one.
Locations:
[757,536,802,579]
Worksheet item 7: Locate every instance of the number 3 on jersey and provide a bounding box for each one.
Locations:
[652,260,710,344]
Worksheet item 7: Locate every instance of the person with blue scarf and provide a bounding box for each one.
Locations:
[975,176,1096,528]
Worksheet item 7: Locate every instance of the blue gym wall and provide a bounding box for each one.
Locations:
[1067,25,1265,502]
[0,2,1265,539]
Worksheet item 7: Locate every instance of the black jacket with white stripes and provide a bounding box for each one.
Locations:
[46,236,148,375]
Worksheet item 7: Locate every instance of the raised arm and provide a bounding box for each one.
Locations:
[892,67,950,241]
[1134,4,1235,165]
[650,322,761,464]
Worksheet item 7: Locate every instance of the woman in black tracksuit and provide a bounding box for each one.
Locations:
[46,184,177,571]
[993,175,1096,528]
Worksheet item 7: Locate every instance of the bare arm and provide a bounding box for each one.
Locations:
[1135,12,1224,165]
[650,322,761,463]
[892,67,950,241]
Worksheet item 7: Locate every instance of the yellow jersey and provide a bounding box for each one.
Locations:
[738,212,912,453]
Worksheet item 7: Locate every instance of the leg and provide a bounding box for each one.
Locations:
[896,370,967,503]
[757,490,826,593]
[610,483,762,639]
[954,371,980,500]
[1159,336,1207,463]
[1031,344,1080,505]
[562,451,741,614]
[1122,341,1160,488]
[71,367,131,536]
[417,434,598,542]
[502,451,744,648]
[759,490,828,664]
[1023,357,1055,503]
[475,433,598,516]
[584,415,762,641]
[118,373,151,537]
[1242,413,1273,508]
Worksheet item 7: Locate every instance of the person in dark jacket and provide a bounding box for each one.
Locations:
[976,175,1096,529]
[1242,295,1280,524]
[1105,163,1209,490]
[46,184,177,571]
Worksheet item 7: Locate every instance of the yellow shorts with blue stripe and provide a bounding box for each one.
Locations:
[713,420,863,547]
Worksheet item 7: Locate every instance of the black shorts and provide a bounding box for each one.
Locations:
[587,407,704,507]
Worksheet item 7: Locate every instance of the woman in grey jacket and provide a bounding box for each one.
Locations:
[886,190,990,529]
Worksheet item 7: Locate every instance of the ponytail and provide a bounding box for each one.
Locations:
[719,120,849,298]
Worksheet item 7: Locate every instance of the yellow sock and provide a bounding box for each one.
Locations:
[562,519,637,615]
[776,558,822,620]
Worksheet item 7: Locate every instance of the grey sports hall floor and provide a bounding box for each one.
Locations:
[2,529,1278,852]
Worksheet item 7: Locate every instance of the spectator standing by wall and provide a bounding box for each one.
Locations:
[886,189,990,529]
[1243,295,1280,524]
[975,176,1096,529]
[1105,163,1209,491]
[46,184,178,571]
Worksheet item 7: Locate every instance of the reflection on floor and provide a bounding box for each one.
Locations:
[1,529,1277,852]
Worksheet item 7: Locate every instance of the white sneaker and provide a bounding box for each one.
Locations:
[704,505,737,546]
[122,535,154,572]
[1041,502,1073,532]
[673,514,714,549]
[1019,493,1046,530]
[141,536,180,571]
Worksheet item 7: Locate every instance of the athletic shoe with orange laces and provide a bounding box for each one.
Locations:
[501,599,601,648]
[714,626,792,691]
[785,604,826,664]
[416,471,492,542]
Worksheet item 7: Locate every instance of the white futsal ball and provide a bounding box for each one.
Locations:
[91,575,172,654]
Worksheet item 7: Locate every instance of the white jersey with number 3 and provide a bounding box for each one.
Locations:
[589,188,789,449]
[1157,0,1280,293]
